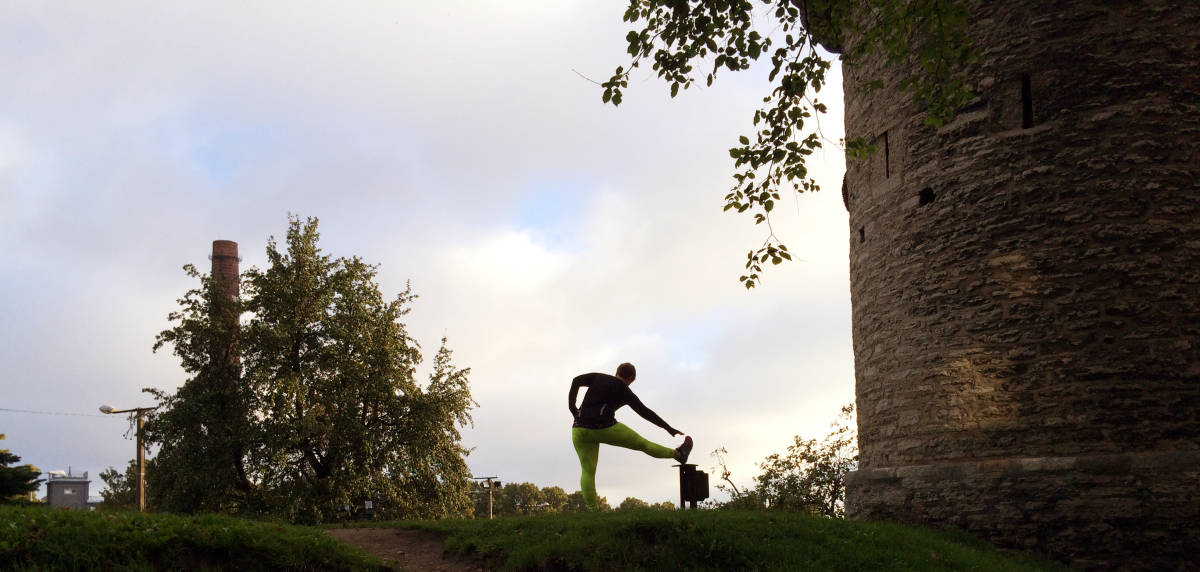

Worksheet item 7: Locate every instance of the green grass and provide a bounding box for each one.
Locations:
[373,510,1067,571]
[3,505,1068,571]
[0,505,385,571]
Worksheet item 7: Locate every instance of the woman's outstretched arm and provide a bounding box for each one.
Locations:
[625,390,680,436]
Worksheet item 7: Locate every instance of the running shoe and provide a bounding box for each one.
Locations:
[674,436,693,463]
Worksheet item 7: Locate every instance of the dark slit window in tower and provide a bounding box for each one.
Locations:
[1020,73,1034,128]
[883,131,891,178]
[841,177,849,212]
[919,187,935,206]
[859,227,865,243]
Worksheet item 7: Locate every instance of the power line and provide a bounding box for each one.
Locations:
[0,407,118,418]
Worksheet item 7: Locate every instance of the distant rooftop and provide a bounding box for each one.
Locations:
[46,468,89,481]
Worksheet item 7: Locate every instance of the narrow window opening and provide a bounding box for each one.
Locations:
[841,176,849,212]
[858,227,865,243]
[919,187,935,206]
[1020,73,1034,128]
[883,131,891,178]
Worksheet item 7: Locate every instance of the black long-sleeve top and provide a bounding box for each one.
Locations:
[568,372,675,433]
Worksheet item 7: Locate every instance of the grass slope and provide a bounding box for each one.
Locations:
[0,505,384,571]
[387,510,1066,571]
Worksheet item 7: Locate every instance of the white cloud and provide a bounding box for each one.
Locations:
[448,228,572,295]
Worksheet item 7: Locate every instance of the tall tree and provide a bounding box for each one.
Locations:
[149,216,476,522]
[148,260,251,513]
[0,449,41,503]
[605,0,971,287]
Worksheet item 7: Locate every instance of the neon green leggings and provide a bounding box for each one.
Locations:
[572,423,675,512]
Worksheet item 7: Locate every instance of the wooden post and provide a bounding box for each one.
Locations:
[136,410,146,512]
[487,478,494,519]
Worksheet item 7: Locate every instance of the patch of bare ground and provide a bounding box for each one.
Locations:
[326,527,484,571]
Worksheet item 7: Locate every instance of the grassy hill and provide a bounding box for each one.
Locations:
[374,509,1068,571]
[0,505,383,571]
[2,504,1066,571]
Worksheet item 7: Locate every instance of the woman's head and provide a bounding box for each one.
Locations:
[615,362,636,384]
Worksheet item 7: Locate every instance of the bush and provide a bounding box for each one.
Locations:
[714,404,858,516]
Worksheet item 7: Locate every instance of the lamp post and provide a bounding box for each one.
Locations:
[470,476,501,519]
[99,404,156,512]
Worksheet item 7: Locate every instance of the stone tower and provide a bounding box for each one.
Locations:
[837,2,1199,568]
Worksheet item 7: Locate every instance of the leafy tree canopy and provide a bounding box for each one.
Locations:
[605,0,972,287]
[148,216,476,523]
[566,489,611,513]
[618,496,650,510]
[497,482,546,516]
[473,482,616,517]
[0,449,42,503]
[98,458,150,511]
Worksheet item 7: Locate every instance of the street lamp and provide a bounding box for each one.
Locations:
[470,476,501,519]
[99,404,156,512]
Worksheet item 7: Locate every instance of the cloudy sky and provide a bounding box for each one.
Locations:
[0,1,851,507]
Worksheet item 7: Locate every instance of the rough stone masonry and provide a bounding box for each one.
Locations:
[834,2,1200,569]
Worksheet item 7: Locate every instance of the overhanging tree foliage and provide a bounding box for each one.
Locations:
[604,0,972,287]
[148,216,476,522]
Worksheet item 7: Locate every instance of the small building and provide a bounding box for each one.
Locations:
[45,469,90,510]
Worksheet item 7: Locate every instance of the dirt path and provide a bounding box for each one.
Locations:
[325,527,484,571]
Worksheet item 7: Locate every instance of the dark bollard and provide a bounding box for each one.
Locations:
[676,464,709,509]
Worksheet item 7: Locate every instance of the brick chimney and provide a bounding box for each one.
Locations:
[211,240,239,300]
[210,240,240,368]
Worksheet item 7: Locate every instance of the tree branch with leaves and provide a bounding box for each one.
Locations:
[604,0,972,287]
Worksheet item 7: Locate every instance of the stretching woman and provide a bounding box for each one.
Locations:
[568,362,693,512]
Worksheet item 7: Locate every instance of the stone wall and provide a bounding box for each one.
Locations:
[840,1,1200,568]
[848,451,1200,569]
